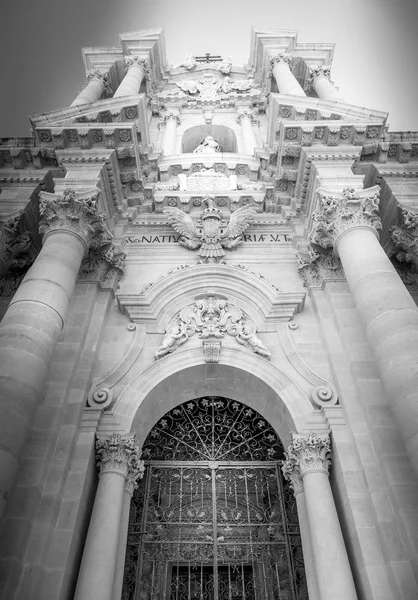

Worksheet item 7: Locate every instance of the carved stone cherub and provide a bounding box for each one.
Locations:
[236,320,271,359]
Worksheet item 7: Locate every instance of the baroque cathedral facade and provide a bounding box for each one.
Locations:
[0,27,418,600]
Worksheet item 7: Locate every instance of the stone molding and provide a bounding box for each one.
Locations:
[96,433,144,485]
[39,188,112,253]
[284,432,331,477]
[310,186,381,251]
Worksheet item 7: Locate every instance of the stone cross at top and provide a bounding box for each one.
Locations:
[195,53,222,63]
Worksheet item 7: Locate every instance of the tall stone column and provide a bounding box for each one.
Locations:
[282,458,319,600]
[114,56,147,97]
[237,108,259,155]
[71,70,109,106]
[306,66,345,102]
[75,434,144,600]
[159,110,181,156]
[271,54,306,96]
[286,433,358,600]
[0,188,110,520]
[310,187,418,476]
[111,456,145,600]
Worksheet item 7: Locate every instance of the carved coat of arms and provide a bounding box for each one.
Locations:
[164,196,257,262]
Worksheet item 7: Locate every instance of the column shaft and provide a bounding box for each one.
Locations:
[0,230,85,519]
[303,471,358,600]
[71,76,105,106]
[240,117,257,155]
[294,491,320,600]
[111,489,132,600]
[314,75,345,102]
[162,118,178,156]
[114,62,144,97]
[273,60,306,96]
[74,471,126,600]
[336,227,418,471]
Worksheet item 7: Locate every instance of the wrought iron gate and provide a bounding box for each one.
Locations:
[122,398,308,600]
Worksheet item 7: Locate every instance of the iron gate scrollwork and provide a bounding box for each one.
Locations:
[122,397,308,600]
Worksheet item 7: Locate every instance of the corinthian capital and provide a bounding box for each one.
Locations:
[96,433,144,479]
[305,65,332,92]
[391,207,418,270]
[285,432,331,476]
[39,188,112,253]
[237,108,260,125]
[87,69,108,83]
[281,456,304,496]
[157,109,181,129]
[271,53,292,67]
[310,186,381,250]
[125,55,149,73]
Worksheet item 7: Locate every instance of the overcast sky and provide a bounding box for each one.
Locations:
[1,0,417,136]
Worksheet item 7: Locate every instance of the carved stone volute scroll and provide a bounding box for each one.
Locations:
[155,295,271,361]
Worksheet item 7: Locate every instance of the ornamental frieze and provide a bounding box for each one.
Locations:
[155,295,271,362]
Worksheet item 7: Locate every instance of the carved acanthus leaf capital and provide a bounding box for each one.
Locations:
[281,456,304,496]
[0,213,35,278]
[285,432,331,476]
[271,53,292,67]
[390,207,418,270]
[125,55,149,75]
[96,433,144,480]
[310,186,381,251]
[158,109,181,129]
[39,188,112,254]
[237,108,260,125]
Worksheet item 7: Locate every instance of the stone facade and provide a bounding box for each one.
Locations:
[0,26,418,600]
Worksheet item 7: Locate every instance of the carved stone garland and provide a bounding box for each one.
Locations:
[155,295,271,362]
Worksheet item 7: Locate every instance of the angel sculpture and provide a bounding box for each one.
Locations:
[164,197,258,263]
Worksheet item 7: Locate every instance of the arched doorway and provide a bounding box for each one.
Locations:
[122,396,308,600]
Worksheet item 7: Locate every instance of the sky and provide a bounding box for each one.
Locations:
[0,0,417,137]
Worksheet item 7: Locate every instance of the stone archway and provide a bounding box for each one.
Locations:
[182,124,238,153]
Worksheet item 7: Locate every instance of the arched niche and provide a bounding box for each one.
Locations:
[182,124,237,153]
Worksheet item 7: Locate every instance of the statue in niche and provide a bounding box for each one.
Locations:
[164,195,257,262]
[193,136,220,153]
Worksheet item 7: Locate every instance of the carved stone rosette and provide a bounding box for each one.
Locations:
[96,433,144,484]
[284,432,331,476]
[39,188,112,253]
[310,187,381,251]
[390,207,418,271]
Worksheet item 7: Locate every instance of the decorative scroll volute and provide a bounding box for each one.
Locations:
[39,188,112,253]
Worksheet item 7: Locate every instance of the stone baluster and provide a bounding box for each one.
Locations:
[159,110,181,156]
[75,434,144,600]
[286,433,358,600]
[237,108,259,155]
[307,66,345,102]
[71,70,109,106]
[111,454,145,600]
[114,56,147,98]
[271,54,306,96]
[310,186,418,477]
[282,458,320,600]
[0,188,110,520]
